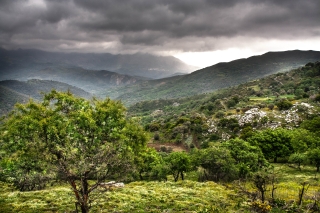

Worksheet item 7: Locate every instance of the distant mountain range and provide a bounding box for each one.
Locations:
[0,48,196,80]
[21,65,147,95]
[110,50,320,104]
[1,49,320,112]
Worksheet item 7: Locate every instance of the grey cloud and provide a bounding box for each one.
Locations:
[74,0,320,38]
[0,0,319,54]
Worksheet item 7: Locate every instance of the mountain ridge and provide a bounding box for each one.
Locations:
[110,50,320,105]
[0,48,196,79]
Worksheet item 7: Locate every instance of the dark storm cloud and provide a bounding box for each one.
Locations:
[0,0,319,53]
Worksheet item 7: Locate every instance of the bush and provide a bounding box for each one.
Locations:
[268,104,274,110]
[215,111,225,118]
[154,133,160,141]
[275,99,293,110]
[250,200,272,213]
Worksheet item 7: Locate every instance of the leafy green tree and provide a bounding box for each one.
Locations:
[150,160,170,181]
[248,128,294,163]
[195,146,237,181]
[135,147,161,180]
[300,117,320,136]
[189,113,208,147]
[166,151,191,182]
[288,153,307,170]
[222,138,268,178]
[307,148,320,172]
[268,104,274,110]
[239,126,254,140]
[252,171,270,202]
[314,94,320,102]
[215,111,225,118]
[275,99,293,110]
[290,129,320,152]
[0,91,147,213]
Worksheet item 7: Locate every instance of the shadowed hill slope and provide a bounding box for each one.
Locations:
[112,50,320,105]
[0,48,196,79]
[0,79,93,114]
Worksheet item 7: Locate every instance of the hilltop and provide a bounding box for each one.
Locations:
[112,50,320,104]
[1,50,319,107]
[0,79,92,114]
[128,61,320,147]
[0,48,196,80]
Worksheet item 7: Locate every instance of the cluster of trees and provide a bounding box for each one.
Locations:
[1,60,320,212]
[137,138,268,183]
[129,62,320,123]
[4,91,319,212]
[0,91,147,213]
[140,121,320,182]
[129,62,320,151]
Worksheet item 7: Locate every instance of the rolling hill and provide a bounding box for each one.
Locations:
[109,50,320,105]
[1,50,320,109]
[0,48,196,80]
[25,65,146,95]
[0,79,92,114]
[0,86,30,115]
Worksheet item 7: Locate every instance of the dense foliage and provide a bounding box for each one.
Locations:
[0,90,147,213]
[1,61,320,212]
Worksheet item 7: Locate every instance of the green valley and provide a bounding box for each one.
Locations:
[1,57,320,213]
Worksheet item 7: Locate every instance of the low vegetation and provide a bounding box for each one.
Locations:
[1,61,320,212]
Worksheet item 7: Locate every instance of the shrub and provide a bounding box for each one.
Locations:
[275,99,293,110]
[215,111,225,118]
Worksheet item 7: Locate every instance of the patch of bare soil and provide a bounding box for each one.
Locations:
[147,142,188,152]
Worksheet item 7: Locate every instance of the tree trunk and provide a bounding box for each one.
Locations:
[173,172,179,182]
[139,170,143,180]
[261,190,265,202]
[274,157,277,163]
[80,179,90,213]
[69,179,90,213]
[181,171,184,180]
[80,204,89,213]
[298,182,309,206]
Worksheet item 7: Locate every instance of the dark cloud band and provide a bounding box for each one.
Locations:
[0,0,319,53]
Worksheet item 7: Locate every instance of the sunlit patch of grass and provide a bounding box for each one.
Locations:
[273,164,319,183]
[245,164,320,203]
[248,85,260,92]
[249,95,296,102]
[0,182,75,213]
[0,180,247,212]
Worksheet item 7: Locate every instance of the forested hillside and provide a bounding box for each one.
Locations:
[0,86,29,115]
[112,50,320,104]
[129,61,320,146]
[0,79,92,114]
[1,61,320,213]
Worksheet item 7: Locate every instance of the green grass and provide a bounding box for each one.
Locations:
[250,164,320,203]
[273,163,319,183]
[0,183,75,213]
[248,85,260,92]
[249,95,296,102]
[2,164,320,212]
[0,180,246,213]
[249,97,272,101]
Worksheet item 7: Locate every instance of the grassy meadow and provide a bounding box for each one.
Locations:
[1,164,320,212]
[0,180,243,213]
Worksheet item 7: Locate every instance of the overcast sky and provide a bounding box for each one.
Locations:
[1,0,320,68]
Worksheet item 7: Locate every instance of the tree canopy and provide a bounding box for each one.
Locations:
[221,138,268,178]
[248,128,293,163]
[0,90,148,213]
